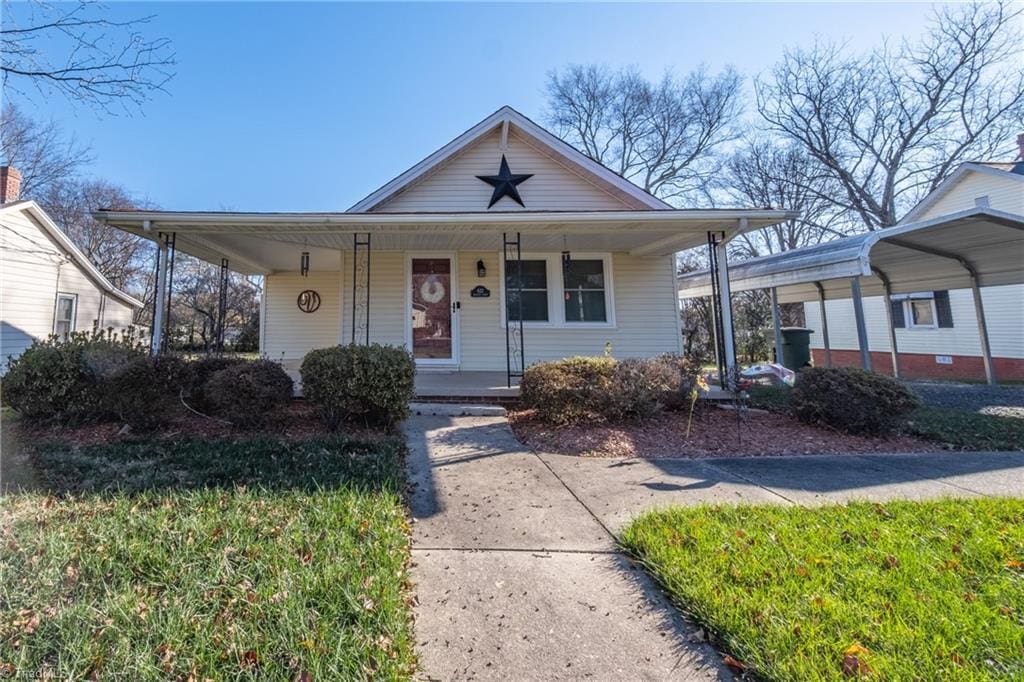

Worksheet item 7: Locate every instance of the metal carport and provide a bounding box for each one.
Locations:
[677,207,1024,385]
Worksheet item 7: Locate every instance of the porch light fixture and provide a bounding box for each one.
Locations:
[300,251,310,277]
[477,260,486,277]
[561,235,570,265]
[562,250,571,265]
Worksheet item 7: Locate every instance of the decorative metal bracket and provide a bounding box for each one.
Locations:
[503,232,525,387]
[216,257,229,353]
[351,233,371,345]
[706,231,729,389]
[162,232,177,353]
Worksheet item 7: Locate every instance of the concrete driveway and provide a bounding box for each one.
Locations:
[404,414,1024,680]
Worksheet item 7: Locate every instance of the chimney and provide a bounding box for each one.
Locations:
[1017,133,1024,162]
[0,166,21,203]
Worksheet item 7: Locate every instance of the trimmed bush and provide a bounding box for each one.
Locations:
[2,331,145,423]
[203,360,294,427]
[791,366,920,435]
[520,356,616,424]
[520,354,699,424]
[101,355,187,429]
[185,356,245,407]
[300,344,415,428]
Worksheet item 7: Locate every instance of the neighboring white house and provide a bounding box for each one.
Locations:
[1,173,143,368]
[93,106,796,387]
[802,159,1024,381]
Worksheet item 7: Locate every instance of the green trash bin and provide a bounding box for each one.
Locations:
[779,327,814,370]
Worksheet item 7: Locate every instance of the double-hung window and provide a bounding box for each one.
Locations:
[891,291,953,330]
[54,293,77,337]
[504,259,550,322]
[562,259,607,323]
[503,254,613,326]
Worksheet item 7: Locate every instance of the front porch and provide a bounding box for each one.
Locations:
[282,361,520,403]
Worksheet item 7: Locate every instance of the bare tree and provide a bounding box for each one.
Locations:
[757,1,1024,229]
[725,140,856,259]
[545,64,743,204]
[170,257,261,352]
[1,0,174,112]
[40,177,153,291]
[0,102,92,197]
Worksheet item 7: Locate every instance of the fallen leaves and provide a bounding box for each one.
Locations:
[722,654,747,673]
[842,643,873,677]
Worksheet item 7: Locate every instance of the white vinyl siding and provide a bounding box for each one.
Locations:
[372,128,634,213]
[1,207,137,368]
[915,171,1024,220]
[260,251,683,371]
[261,271,342,361]
[803,285,1024,359]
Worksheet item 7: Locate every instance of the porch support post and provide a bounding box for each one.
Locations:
[970,273,996,386]
[850,276,871,371]
[714,236,737,382]
[151,232,169,356]
[770,287,784,367]
[217,258,229,353]
[873,267,901,379]
[814,281,831,368]
[163,232,177,353]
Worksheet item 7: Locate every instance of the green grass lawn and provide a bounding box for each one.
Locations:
[0,437,415,680]
[901,407,1024,451]
[622,499,1024,681]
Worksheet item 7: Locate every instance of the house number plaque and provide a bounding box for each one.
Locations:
[297,290,321,313]
[470,285,490,298]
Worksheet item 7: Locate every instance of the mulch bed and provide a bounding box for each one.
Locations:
[14,401,388,448]
[509,406,943,458]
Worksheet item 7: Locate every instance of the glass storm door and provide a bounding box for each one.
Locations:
[411,257,455,362]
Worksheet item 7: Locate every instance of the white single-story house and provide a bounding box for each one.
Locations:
[801,158,1024,381]
[92,106,796,393]
[1,170,143,368]
[678,152,1024,384]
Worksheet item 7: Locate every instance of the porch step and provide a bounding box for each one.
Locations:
[409,402,507,417]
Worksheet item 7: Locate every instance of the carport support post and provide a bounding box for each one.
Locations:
[150,233,169,356]
[970,274,996,385]
[880,285,901,379]
[770,287,784,366]
[850,276,872,371]
[814,282,832,368]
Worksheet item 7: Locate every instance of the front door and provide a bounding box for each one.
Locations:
[409,256,458,364]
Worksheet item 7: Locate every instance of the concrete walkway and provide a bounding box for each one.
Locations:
[405,415,728,681]
[405,415,1024,680]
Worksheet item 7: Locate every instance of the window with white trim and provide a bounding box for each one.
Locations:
[502,253,614,327]
[504,259,549,322]
[891,291,953,330]
[562,259,607,323]
[54,293,77,337]
[908,297,936,328]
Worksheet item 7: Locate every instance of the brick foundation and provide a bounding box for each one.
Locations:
[811,349,1024,382]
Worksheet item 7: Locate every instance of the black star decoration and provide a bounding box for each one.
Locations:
[476,155,533,208]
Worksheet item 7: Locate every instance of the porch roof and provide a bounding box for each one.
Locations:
[91,208,798,275]
[677,207,1024,303]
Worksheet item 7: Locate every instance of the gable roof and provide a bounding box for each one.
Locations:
[1,200,143,309]
[348,105,672,212]
[901,162,1024,224]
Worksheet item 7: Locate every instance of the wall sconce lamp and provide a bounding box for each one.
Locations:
[300,251,310,277]
[477,259,487,277]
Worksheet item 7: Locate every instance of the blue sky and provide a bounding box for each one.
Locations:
[14,2,936,211]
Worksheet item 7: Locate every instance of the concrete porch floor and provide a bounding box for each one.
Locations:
[414,370,519,399]
[281,360,518,400]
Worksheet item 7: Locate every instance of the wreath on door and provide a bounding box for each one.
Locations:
[420,276,446,304]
